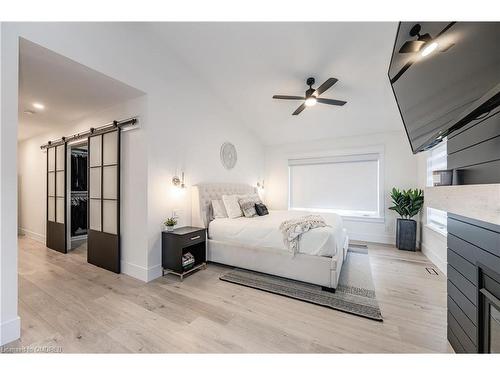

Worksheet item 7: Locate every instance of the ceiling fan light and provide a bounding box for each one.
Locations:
[421,41,438,57]
[305,97,317,107]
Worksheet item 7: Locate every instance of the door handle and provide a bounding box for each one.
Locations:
[190,235,201,241]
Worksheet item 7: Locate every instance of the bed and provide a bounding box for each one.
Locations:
[191,183,349,290]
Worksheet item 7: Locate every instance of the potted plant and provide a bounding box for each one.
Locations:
[389,188,424,251]
[164,217,178,232]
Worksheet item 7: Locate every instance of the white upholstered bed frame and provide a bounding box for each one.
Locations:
[191,183,346,290]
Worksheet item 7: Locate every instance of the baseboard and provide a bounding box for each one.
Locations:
[18,227,45,244]
[120,260,162,282]
[348,231,395,245]
[0,316,21,346]
[147,264,163,282]
[421,242,447,275]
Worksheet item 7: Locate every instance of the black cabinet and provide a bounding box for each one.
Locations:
[162,226,207,280]
[447,214,500,353]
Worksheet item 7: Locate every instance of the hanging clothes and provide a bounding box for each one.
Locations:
[71,149,88,237]
[71,196,88,236]
[71,151,87,191]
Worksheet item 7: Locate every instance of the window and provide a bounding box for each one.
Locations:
[426,141,448,235]
[427,207,447,236]
[288,153,382,219]
[426,140,447,187]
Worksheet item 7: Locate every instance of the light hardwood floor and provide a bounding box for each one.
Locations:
[2,236,452,353]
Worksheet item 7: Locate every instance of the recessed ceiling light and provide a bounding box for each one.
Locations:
[33,102,45,110]
[304,97,317,107]
[23,110,36,115]
[421,42,438,57]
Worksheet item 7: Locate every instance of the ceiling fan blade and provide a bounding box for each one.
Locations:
[292,103,306,115]
[439,42,455,52]
[399,40,425,53]
[272,95,305,100]
[316,78,338,96]
[317,98,347,106]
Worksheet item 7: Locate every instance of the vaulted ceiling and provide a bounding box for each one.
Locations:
[19,23,404,145]
[18,38,145,141]
[147,22,403,145]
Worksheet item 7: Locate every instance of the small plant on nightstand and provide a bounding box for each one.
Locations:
[164,217,178,232]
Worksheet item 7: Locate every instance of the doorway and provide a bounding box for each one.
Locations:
[17,38,145,274]
[68,141,88,257]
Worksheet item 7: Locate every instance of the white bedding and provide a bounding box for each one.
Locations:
[208,210,345,257]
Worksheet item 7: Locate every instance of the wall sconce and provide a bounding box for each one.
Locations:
[257,180,265,190]
[172,172,185,189]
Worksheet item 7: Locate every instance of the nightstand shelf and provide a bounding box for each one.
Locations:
[161,226,207,280]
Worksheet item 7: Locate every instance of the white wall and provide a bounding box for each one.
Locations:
[17,96,150,280]
[1,22,21,346]
[146,120,264,279]
[264,130,419,245]
[416,151,447,274]
[4,23,265,289]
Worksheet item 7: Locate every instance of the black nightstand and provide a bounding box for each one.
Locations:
[161,226,207,280]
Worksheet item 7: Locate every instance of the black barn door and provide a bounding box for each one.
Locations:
[46,144,67,253]
[87,129,121,273]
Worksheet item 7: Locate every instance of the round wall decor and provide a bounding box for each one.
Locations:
[220,142,237,170]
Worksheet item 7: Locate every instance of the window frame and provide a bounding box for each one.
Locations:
[426,207,448,237]
[287,146,385,222]
[425,141,448,236]
[426,140,447,187]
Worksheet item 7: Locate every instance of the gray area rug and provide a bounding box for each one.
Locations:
[220,248,383,321]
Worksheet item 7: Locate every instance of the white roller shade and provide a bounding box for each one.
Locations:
[289,153,380,217]
[426,141,447,187]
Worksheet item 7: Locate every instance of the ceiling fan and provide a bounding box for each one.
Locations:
[272,77,347,116]
[399,23,455,56]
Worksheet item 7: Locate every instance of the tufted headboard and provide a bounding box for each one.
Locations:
[191,183,257,228]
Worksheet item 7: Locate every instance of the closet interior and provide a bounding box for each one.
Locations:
[68,142,88,250]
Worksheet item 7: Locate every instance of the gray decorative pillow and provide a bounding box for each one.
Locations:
[238,194,261,218]
[238,197,257,217]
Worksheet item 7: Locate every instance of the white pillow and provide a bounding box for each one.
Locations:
[240,193,261,204]
[222,194,243,219]
[211,199,228,219]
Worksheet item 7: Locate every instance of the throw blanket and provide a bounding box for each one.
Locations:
[279,215,328,255]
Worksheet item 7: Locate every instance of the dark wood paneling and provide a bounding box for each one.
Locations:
[448,311,477,353]
[46,221,66,253]
[448,280,477,324]
[449,160,500,185]
[447,111,500,185]
[448,326,466,353]
[448,264,477,305]
[448,135,500,169]
[447,113,500,185]
[448,296,477,344]
[447,248,477,285]
[446,214,500,353]
[448,111,500,154]
[87,230,120,273]
[449,213,500,233]
[448,234,477,264]
[448,216,500,257]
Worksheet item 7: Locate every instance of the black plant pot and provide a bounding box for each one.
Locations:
[396,218,417,251]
